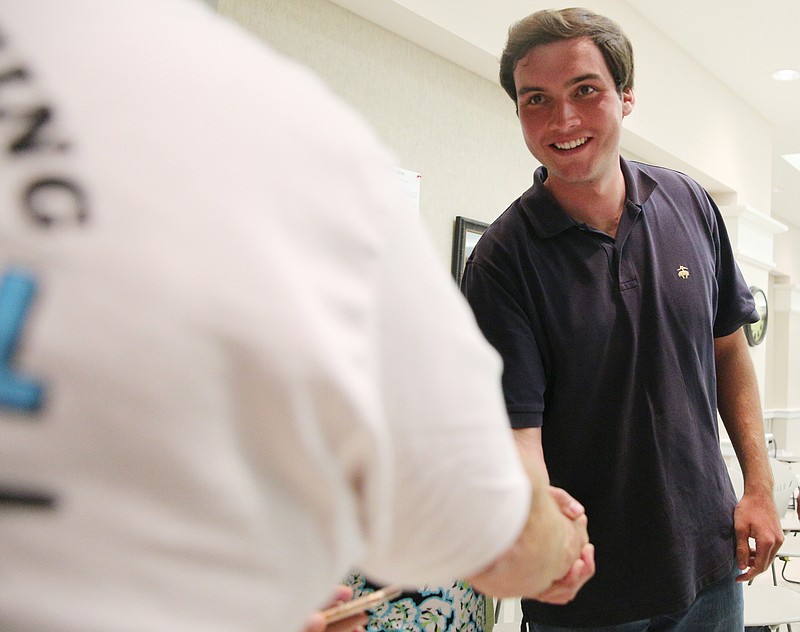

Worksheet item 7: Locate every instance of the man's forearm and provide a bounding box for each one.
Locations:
[715,329,772,493]
[513,427,549,482]
[467,426,591,598]
[467,457,586,598]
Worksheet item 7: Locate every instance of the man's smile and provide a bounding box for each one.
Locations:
[553,137,589,150]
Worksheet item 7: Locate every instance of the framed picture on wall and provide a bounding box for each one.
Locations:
[451,216,488,287]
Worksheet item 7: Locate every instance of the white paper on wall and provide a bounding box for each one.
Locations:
[394,167,422,217]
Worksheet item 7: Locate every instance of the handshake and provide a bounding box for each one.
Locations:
[468,482,595,604]
[305,467,594,632]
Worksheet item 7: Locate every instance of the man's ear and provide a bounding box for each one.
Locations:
[622,88,635,117]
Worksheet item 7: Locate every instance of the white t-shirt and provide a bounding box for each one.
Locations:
[0,1,530,630]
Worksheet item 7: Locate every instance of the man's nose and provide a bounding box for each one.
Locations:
[551,99,580,129]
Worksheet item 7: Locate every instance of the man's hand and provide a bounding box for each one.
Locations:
[534,543,595,604]
[533,487,595,604]
[467,475,591,599]
[304,586,369,632]
[734,491,783,583]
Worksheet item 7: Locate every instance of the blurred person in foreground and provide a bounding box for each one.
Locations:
[0,1,593,630]
[461,7,782,631]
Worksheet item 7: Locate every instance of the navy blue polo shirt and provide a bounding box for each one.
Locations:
[462,158,758,626]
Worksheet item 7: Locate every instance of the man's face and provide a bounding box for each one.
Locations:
[513,36,634,189]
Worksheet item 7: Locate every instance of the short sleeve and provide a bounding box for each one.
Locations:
[461,241,546,429]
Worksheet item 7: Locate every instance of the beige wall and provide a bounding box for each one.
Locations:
[217,0,800,450]
[218,0,536,268]
[775,223,800,283]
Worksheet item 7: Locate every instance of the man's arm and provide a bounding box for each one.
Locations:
[715,328,783,582]
[472,427,595,604]
[514,427,550,482]
[467,436,593,600]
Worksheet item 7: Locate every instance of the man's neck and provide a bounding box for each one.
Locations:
[544,168,627,238]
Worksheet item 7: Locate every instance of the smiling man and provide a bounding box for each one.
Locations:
[461,8,782,632]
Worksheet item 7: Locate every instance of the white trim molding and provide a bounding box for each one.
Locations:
[720,204,788,271]
[773,284,800,314]
[327,0,500,83]
[764,408,800,421]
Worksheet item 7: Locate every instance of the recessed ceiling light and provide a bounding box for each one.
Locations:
[772,68,800,81]
[782,153,800,171]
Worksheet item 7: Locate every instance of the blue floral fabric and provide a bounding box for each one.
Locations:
[345,572,485,632]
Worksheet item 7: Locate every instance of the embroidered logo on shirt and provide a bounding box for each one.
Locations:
[677,265,690,279]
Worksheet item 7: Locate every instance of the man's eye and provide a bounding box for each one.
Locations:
[529,94,544,105]
[577,85,596,96]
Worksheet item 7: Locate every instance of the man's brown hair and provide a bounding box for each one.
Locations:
[499,7,634,103]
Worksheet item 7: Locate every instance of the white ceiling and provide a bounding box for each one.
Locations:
[330,0,800,226]
[626,1,800,226]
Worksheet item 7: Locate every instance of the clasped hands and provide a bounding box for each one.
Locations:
[537,486,595,605]
[304,485,594,632]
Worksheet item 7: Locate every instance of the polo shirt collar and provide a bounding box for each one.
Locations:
[519,157,659,239]
[621,158,658,207]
